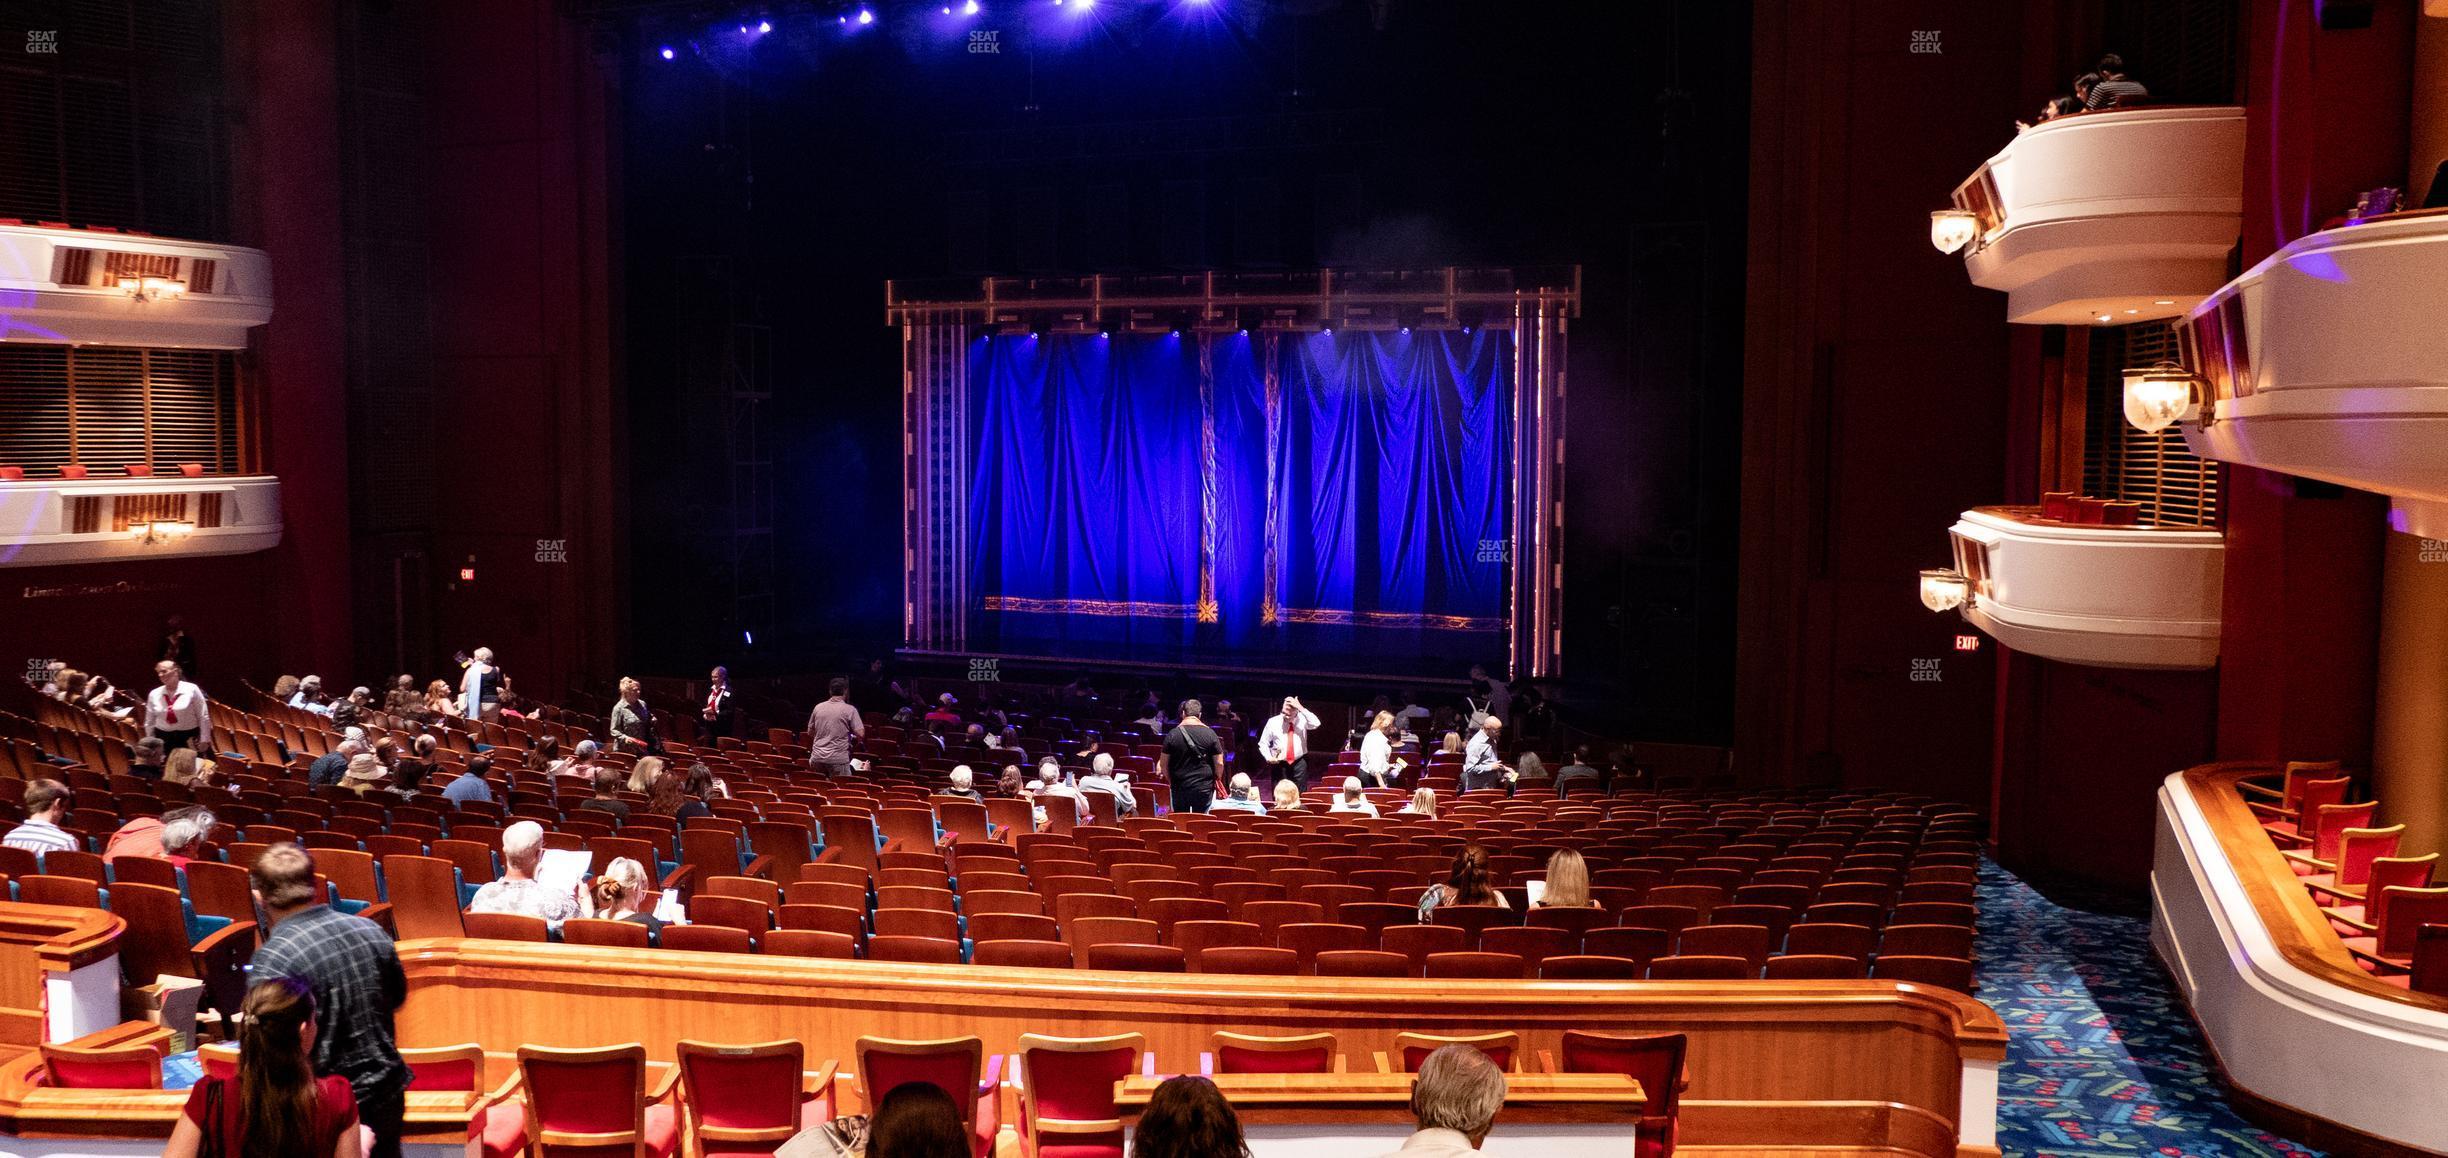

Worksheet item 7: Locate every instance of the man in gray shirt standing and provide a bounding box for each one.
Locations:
[806,676,864,777]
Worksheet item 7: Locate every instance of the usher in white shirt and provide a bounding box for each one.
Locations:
[144,683,213,748]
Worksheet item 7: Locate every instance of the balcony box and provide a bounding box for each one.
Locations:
[0,223,272,349]
[1946,506,2223,670]
[2178,211,2448,537]
[0,474,282,567]
[1950,105,2245,326]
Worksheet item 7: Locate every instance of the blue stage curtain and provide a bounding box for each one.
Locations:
[968,328,1511,664]
[968,333,1204,649]
[1277,330,1512,638]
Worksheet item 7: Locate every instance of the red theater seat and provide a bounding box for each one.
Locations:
[1554,1031,1687,1158]
[516,1044,680,1158]
[1394,1031,1516,1073]
[678,1039,834,1157]
[1212,1031,1336,1075]
[1017,1033,1145,1158]
[856,1036,1002,1158]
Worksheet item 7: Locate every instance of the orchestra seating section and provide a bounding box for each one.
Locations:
[0,668,1995,1155]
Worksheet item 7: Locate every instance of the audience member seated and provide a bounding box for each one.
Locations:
[1272,780,1305,813]
[442,755,495,805]
[1375,1044,1507,1158]
[591,866,662,938]
[165,977,363,1158]
[424,679,461,719]
[308,740,366,789]
[4,779,78,855]
[128,736,168,781]
[2083,53,2147,109]
[163,746,218,788]
[941,765,984,802]
[104,805,214,867]
[1418,845,1506,919]
[622,751,661,795]
[1131,1075,1251,1158]
[1210,773,1266,815]
[868,1081,971,1158]
[1398,787,1438,818]
[467,822,579,926]
[1533,849,1599,910]
[1330,776,1380,817]
[1078,754,1134,817]
[340,753,391,797]
[579,768,632,822]
[1556,749,1596,793]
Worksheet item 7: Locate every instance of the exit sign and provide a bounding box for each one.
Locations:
[459,567,476,582]
[1953,634,1981,652]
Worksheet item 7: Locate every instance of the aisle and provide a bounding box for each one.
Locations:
[1976,861,2322,1158]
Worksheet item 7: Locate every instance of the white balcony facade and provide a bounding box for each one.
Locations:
[1950,105,2246,326]
[0,223,273,350]
[2177,212,2448,537]
[1946,507,2223,670]
[0,474,283,568]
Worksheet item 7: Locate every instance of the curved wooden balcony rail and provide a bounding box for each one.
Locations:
[2176,763,2448,1013]
[395,936,2006,1156]
[0,903,125,1053]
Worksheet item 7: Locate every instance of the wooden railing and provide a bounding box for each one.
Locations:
[2177,763,2448,1014]
[395,937,2006,1156]
[0,903,124,1056]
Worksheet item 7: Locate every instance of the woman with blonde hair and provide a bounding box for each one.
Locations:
[424,679,461,719]
[1397,786,1437,817]
[627,754,666,796]
[165,976,361,1157]
[1439,731,1465,756]
[1271,779,1304,812]
[1356,710,1407,788]
[1535,848,1598,909]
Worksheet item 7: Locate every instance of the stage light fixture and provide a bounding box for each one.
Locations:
[1928,209,1978,254]
[759,19,772,31]
[2122,362,2201,434]
[964,0,980,11]
[1919,569,1968,613]
[659,45,675,58]
[858,7,875,22]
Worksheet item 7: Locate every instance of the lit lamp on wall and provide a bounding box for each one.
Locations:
[128,520,195,546]
[1929,209,1979,255]
[116,276,186,303]
[1919,568,1969,613]
[2122,361,2201,434]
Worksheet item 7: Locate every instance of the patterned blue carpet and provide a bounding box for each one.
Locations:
[1978,862,2323,1157]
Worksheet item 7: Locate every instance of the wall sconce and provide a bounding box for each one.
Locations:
[2122,361,2202,434]
[1919,568,1969,612]
[116,276,187,303]
[128,520,195,545]
[1929,210,1979,255]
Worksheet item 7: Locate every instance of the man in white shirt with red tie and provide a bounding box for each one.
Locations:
[144,661,212,754]
[1259,695,1321,791]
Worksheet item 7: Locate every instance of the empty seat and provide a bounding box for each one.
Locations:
[1212,1031,1336,1075]
[1647,954,1751,981]
[1393,1031,1516,1073]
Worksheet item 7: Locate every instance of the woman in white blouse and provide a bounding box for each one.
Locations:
[1357,711,1407,788]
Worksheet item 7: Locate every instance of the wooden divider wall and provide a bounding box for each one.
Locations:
[397,938,2005,1155]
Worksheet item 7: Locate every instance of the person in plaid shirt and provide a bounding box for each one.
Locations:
[250,843,412,1158]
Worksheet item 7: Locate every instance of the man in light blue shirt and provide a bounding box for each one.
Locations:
[1208,772,1268,814]
[1461,717,1516,795]
[441,756,496,805]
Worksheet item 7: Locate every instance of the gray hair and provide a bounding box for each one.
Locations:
[160,807,215,855]
[575,740,599,759]
[1411,1045,1507,1139]
[1229,772,1253,793]
[335,739,367,758]
[1091,752,1115,775]
[501,820,546,866]
[950,765,974,789]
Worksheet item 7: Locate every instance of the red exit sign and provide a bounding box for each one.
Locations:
[1953,634,1981,652]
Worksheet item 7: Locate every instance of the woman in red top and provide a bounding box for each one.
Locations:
[166,976,362,1158]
